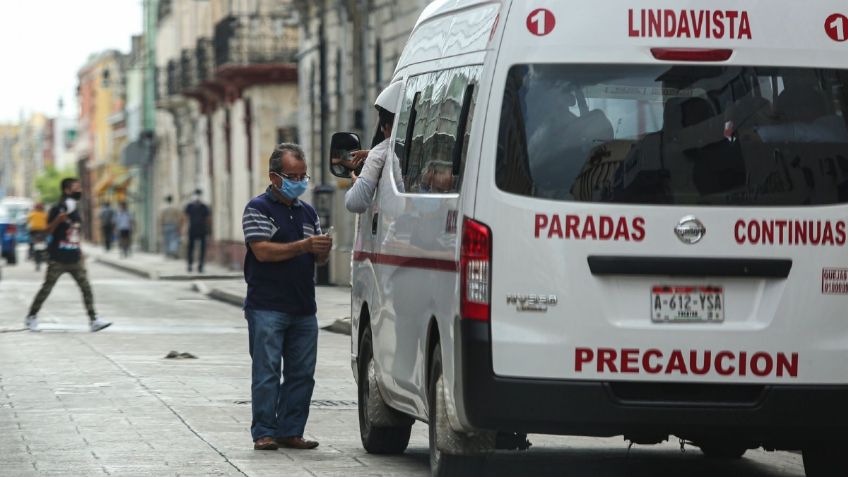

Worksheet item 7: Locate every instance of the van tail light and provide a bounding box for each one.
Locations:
[460,217,491,321]
[7,224,17,235]
[651,48,733,62]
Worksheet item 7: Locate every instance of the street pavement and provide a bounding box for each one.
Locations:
[0,246,807,476]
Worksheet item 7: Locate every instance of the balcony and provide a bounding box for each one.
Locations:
[166,59,180,96]
[212,13,298,83]
[196,38,214,84]
[180,49,196,91]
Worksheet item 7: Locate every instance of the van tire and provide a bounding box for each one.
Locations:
[428,343,486,477]
[803,443,846,476]
[357,327,412,455]
[698,442,747,459]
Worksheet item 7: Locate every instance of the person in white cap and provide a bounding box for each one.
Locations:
[344,81,405,213]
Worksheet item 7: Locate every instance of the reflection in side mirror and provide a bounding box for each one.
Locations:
[329,132,362,179]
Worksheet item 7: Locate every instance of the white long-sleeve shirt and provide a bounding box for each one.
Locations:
[344,139,404,213]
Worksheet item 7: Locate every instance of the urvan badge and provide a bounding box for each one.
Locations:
[506,294,558,312]
[675,216,706,245]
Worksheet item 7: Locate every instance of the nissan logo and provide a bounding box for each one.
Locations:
[675,216,706,244]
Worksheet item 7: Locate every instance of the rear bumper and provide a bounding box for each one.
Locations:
[459,320,848,445]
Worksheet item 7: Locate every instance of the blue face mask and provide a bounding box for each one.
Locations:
[278,177,308,200]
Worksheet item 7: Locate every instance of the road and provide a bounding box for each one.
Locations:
[0,254,806,476]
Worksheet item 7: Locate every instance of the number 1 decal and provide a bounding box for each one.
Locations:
[826,13,848,42]
[527,8,556,36]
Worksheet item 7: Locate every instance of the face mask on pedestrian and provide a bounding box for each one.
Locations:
[273,172,308,200]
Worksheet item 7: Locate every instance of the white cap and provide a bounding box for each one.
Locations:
[374,81,403,114]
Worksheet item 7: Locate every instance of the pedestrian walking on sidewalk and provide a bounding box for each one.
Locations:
[242,143,332,451]
[184,189,210,273]
[160,195,182,259]
[27,202,48,263]
[115,202,135,258]
[98,202,115,252]
[25,178,112,333]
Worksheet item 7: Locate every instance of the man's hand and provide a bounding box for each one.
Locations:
[46,212,69,234]
[350,149,369,170]
[303,235,332,255]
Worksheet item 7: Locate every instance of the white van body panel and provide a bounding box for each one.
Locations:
[352,0,848,441]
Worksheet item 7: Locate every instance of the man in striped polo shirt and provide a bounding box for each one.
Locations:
[241,143,332,451]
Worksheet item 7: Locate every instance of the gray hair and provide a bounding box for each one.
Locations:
[269,143,306,172]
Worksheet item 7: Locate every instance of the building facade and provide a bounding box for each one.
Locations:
[77,50,130,240]
[152,0,300,268]
[292,0,429,284]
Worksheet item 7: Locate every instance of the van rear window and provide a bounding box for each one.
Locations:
[496,64,848,206]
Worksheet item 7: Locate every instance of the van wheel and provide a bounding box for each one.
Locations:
[357,327,412,454]
[803,443,846,476]
[698,442,747,459]
[428,343,485,477]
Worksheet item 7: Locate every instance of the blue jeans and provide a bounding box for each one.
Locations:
[245,309,318,441]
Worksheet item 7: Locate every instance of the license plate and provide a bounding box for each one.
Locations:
[651,286,724,323]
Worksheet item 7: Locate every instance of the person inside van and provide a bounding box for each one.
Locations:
[418,160,455,194]
[344,82,405,213]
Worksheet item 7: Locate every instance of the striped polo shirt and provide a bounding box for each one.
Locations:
[242,186,321,315]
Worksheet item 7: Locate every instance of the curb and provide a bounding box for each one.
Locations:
[192,281,244,308]
[191,281,352,336]
[95,257,159,280]
[159,273,243,281]
[95,257,240,281]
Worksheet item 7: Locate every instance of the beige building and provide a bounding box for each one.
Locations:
[292,0,429,284]
[0,115,50,200]
[0,125,21,198]
[154,0,300,268]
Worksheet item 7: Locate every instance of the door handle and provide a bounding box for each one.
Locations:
[371,213,379,235]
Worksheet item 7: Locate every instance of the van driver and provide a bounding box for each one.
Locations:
[344,82,405,213]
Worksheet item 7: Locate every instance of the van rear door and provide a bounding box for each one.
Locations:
[475,4,848,385]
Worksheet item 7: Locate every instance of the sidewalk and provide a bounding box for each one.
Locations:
[192,280,352,333]
[87,243,353,334]
[87,244,242,281]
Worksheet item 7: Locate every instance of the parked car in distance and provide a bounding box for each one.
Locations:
[0,204,18,265]
[1,197,33,245]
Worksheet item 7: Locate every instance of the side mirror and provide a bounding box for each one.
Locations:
[329,132,362,179]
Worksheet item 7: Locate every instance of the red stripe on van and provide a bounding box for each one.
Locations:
[352,251,458,272]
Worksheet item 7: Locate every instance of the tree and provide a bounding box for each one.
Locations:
[34,166,76,205]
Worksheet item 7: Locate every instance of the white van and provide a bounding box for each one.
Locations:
[329,1,848,475]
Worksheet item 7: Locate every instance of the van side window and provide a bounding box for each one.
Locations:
[400,65,482,194]
[394,77,419,163]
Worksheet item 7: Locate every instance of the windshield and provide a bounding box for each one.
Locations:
[496,64,848,206]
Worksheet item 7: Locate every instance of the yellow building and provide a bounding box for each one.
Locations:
[78,50,130,240]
